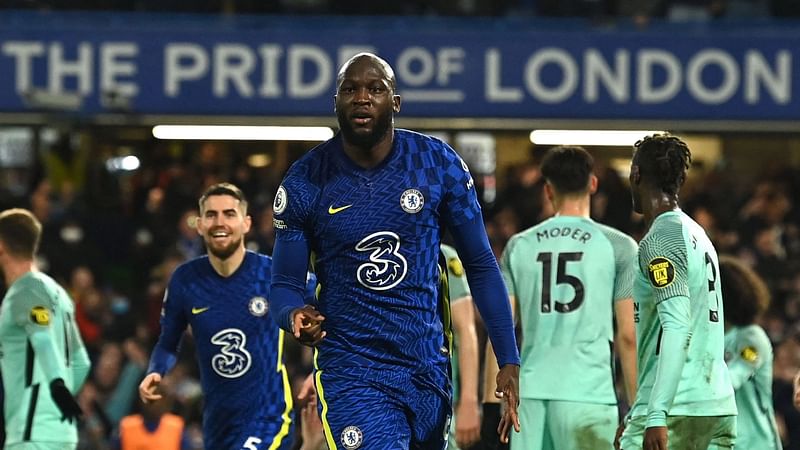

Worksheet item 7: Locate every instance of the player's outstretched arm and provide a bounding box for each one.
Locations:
[138,372,163,404]
[451,297,481,448]
[614,297,638,404]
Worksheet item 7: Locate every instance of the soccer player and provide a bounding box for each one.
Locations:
[138,183,316,450]
[716,255,781,450]
[441,243,481,450]
[269,52,520,449]
[619,134,737,450]
[501,146,638,450]
[0,208,90,449]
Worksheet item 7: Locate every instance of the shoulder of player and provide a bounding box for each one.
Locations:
[737,324,773,350]
[6,272,51,307]
[439,243,458,259]
[396,129,455,158]
[593,221,638,249]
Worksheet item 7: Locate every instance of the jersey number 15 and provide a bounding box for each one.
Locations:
[536,252,585,314]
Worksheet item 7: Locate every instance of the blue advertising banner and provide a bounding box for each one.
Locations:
[1,12,798,120]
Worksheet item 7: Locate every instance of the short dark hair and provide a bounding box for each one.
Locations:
[198,183,248,214]
[633,134,692,196]
[540,145,594,195]
[0,208,42,259]
[718,255,770,326]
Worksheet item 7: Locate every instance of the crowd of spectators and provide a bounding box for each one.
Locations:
[2,0,800,20]
[0,131,800,449]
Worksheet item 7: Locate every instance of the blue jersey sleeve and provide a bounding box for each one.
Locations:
[147,272,188,375]
[451,216,520,367]
[440,144,482,228]
[270,164,318,332]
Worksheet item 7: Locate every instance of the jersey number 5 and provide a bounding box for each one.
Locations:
[536,252,585,313]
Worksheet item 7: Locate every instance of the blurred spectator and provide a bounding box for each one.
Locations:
[115,377,189,450]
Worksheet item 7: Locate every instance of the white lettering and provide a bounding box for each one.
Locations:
[584,49,629,103]
[745,50,791,105]
[437,47,464,85]
[214,44,255,98]
[637,49,681,103]
[2,41,45,94]
[164,43,209,97]
[687,50,739,104]
[397,47,435,87]
[100,43,138,98]
[49,42,92,94]
[258,45,283,98]
[525,48,578,103]
[485,49,522,102]
[287,45,331,99]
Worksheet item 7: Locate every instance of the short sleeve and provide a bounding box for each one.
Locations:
[612,234,638,302]
[439,143,481,228]
[500,238,517,298]
[441,245,471,302]
[726,326,772,389]
[273,163,317,243]
[8,281,53,330]
[638,222,690,304]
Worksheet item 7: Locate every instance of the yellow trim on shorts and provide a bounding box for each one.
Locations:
[268,329,293,450]
[314,348,338,450]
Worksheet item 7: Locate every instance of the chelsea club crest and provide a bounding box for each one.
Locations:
[400,189,424,214]
[341,426,363,449]
[248,297,268,316]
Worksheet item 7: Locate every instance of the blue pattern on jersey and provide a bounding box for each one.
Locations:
[275,129,480,372]
[155,251,309,450]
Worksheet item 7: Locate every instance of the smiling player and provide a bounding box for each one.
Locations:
[139,183,316,450]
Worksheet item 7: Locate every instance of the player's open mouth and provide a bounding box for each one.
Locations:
[351,112,372,126]
[211,231,230,239]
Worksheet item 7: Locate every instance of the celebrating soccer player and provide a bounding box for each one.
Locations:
[139,183,316,450]
[0,208,91,449]
[715,255,782,450]
[502,146,638,450]
[618,134,737,450]
[269,52,520,449]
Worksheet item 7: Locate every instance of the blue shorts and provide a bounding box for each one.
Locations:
[205,414,295,450]
[316,365,452,450]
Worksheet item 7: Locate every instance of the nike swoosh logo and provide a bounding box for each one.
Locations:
[328,204,353,215]
[191,306,210,315]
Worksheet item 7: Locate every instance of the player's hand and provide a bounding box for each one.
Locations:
[495,364,520,443]
[455,398,481,448]
[50,378,83,423]
[643,426,667,450]
[793,371,800,409]
[298,372,317,402]
[138,372,163,404]
[292,305,326,346]
[613,420,626,450]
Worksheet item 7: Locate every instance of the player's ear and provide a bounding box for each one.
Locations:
[588,174,598,194]
[392,94,401,113]
[243,214,252,234]
[333,95,338,113]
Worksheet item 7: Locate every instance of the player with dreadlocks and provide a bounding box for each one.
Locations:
[616,134,737,450]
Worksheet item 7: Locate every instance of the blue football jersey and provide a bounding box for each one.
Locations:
[157,251,313,449]
[274,129,480,372]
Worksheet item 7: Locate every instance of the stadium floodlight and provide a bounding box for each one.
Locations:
[529,130,667,147]
[152,125,335,141]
